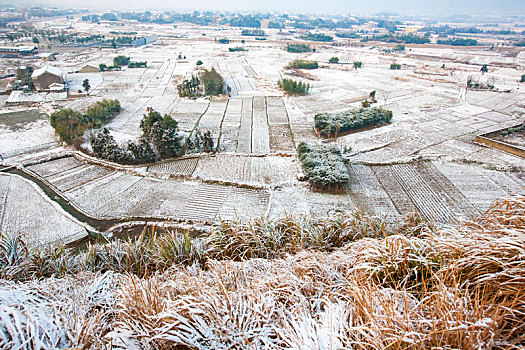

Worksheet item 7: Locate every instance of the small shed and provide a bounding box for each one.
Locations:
[79,64,100,73]
[38,53,56,61]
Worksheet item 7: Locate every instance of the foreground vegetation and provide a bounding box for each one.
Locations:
[0,195,524,348]
[298,142,349,190]
[315,107,393,137]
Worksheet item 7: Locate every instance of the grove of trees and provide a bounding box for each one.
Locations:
[314,107,393,137]
[90,108,214,165]
[50,99,121,147]
[287,60,319,69]
[297,142,349,191]
[278,78,311,95]
[286,44,313,53]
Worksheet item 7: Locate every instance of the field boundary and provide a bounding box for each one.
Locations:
[475,125,525,159]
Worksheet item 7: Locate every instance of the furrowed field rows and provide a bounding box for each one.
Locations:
[0,175,86,246]
[388,163,456,223]
[172,99,211,132]
[176,184,232,221]
[1,140,59,159]
[67,172,142,214]
[414,162,480,219]
[435,163,522,213]
[218,97,242,152]
[372,165,418,216]
[241,58,257,78]
[27,156,85,178]
[47,164,115,193]
[347,164,399,221]
[218,187,270,220]
[196,99,228,145]
[251,96,270,153]
[218,59,257,96]
[236,97,252,153]
[266,97,294,152]
[96,178,156,218]
[193,155,298,185]
[484,170,525,196]
[148,157,199,177]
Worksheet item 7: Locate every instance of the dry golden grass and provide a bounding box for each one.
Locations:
[0,196,524,349]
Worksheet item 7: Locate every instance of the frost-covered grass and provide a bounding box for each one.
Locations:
[0,195,524,349]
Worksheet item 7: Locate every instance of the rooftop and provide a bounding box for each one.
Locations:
[31,65,63,78]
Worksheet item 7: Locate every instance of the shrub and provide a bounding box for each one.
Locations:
[393,44,405,51]
[353,61,363,69]
[286,43,313,53]
[200,68,224,96]
[287,59,318,69]
[177,75,202,99]
[241,29,265,36]
[299,33,333,42]
[278,78,311,95]
[228,46,246,52]
[297,142,349,190]
[329,57,339,64]
[314,107,393,137]
[390,63,401,70]
[128,61,147,68]
[49,109,85,145]
[196,60,203,66]
[113,55,130,66]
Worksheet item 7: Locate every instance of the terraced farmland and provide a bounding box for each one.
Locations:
[148,157,199,177]
[346,160,522,224]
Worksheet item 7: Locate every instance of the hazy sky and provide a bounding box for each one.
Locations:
[6,0,525,16]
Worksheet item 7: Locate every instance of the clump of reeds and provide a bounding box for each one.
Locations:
[0,196,524,349]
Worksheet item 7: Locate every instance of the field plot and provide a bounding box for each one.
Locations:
[266,97,294,152]
[193,154,299,186]
[251,96,271,153]
[148,157,199,177]
[468,91,525,115]
[435,162,525,213]
[217,58,258,96]
[0,110,58,157]
[348,161,485,223]
[176,183,232,222]
[0,174,87,246]
[218,97,242,152]
[236,97,253,153]
[28,156,274,223]
[269,186,353,219]
[1,141,63,165]
[172,98,210,133]
[195,98,228,145]
[347,164,399,222]
[218,187,269,220]
[29,157,115,193]
[28,156,86,178]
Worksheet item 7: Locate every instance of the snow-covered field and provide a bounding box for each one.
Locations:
[0,19,524,244]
